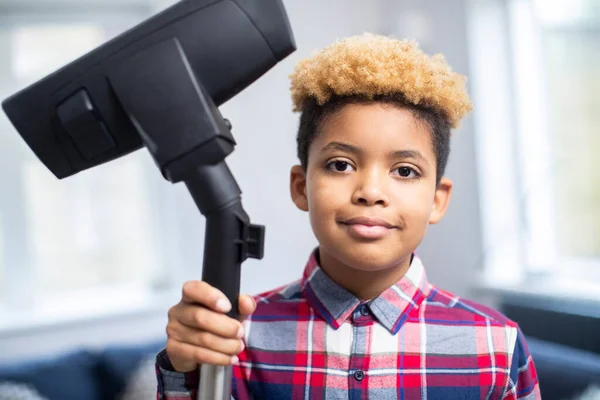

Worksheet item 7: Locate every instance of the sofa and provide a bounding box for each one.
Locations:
[527,337,600,400]
[0,340,165,400]
[1,337,599,399]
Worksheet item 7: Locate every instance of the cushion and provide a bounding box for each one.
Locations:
[0,381,48,400]
[0,350,100,400]
[528,338,600,400]
[95,341,164,399]
[571,386,600,400]
[118,355,158,400]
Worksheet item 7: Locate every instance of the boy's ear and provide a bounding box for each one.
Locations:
[429,177,452,224]
[290,165,309,212]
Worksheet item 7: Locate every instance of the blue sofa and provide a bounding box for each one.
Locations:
[0,340,165,400]
[0,337,599,399]
[527,337,600,400]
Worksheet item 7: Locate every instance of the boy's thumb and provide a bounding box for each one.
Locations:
[238,294,257,321]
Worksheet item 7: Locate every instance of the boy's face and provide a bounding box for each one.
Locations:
[290,103,452,273]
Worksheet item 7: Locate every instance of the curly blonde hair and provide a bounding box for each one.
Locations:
[289,33,472,128]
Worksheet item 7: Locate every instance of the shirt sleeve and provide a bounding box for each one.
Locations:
[155,349,240,400]
[503,327,542,399]
[155,349,199,400]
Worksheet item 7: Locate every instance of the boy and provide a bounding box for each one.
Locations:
[156,34,541,399]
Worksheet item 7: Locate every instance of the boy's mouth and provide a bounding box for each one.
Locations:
[338,216,397,240]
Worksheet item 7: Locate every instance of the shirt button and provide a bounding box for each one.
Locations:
[360,305,369,316]
[354,370,365,381]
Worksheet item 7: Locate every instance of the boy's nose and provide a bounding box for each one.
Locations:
[351,172,390,207]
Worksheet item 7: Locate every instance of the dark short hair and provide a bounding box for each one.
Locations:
[296,94,451,186]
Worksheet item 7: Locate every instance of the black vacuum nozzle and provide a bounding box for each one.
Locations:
[2,0,295,180]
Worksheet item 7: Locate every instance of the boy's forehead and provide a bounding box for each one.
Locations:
[315,103,435,158]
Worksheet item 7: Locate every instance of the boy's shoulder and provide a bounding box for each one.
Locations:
[424,285,518,329]
[251,279,304,305]
[245,280,307,323]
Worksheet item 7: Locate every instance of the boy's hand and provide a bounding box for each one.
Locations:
[165,281,257,372]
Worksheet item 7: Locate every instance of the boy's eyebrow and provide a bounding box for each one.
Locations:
[390,149,429,165]
[320,141,429,164]
[320,141,362,155]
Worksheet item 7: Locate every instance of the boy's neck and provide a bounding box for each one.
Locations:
[316,248,413,301]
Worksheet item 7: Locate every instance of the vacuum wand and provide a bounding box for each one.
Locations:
[185,161,264,400]
[185,161,264,322]
[102,35,267,400]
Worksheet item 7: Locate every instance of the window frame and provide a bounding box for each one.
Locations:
[467,0,600,295]
[0,3,193,331]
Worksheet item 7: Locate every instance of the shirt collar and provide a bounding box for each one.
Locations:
[301,248,431,334]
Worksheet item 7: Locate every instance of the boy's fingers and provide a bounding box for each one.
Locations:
[167,339,239,370]
[167,322,245,356]
[170,303,243,339]
[238,294,257,320]
[181,281,231,313]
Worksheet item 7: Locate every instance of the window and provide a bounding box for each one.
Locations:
[0,9,184,322]
[532,0,600,263]
[468,0,600,294]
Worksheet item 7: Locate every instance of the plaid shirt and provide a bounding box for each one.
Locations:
[156,250,541,399]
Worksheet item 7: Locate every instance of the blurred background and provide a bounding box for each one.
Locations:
[0,0,598,399]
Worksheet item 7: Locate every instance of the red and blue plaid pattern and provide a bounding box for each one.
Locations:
[157,250,540,399]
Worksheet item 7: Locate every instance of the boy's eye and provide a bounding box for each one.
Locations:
[394,166,419,178]
[326,160,355,172]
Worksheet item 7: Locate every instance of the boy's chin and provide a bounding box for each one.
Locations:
[334,244,412,273]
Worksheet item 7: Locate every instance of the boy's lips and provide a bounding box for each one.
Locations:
[338,216,397,240]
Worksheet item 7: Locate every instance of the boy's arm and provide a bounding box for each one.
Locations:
[155,349,199,400]
[503,327,542,399]
[155,349,238,400]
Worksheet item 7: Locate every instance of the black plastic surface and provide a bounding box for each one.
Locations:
[1,0,295,179]
[185,163,265,319]
[108,37,236,182]
[56,89,116,160]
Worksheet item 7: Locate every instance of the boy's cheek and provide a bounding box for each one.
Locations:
[308,176,347,200]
